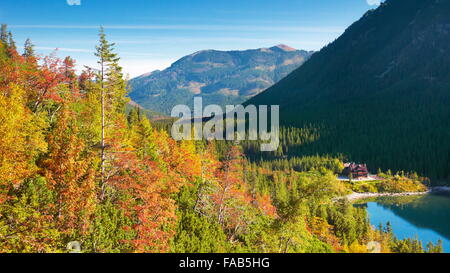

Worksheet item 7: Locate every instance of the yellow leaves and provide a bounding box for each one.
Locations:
[308,216,342,252]
[43,107,97,235]
[377,175,428,193]
[151,130,202,183]
[343,241,368,253]
[128,115,157,159]
[0,84,47,199]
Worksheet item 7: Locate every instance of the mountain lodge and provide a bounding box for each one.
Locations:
[342,163,369,179]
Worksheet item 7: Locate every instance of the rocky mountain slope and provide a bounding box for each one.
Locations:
[129,45,313,114]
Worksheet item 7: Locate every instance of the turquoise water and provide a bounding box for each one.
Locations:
[361,194,450,253]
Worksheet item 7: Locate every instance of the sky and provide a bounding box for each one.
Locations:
[0,0,381,78]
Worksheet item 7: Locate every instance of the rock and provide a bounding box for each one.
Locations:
[367,241,382,253]
[67,241,82,253]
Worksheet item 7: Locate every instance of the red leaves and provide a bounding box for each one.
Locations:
[214,147,253,231]
[110,152,181,253]
[255,193,278,218]
[0,48,81,110]
[106,130,203,253]
[33,53,75,106]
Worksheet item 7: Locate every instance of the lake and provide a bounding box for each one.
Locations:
[360,193,450,253]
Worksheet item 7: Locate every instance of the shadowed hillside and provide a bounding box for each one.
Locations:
[247,0,450,180]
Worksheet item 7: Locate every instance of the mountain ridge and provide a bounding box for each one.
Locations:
[128,45,314,114]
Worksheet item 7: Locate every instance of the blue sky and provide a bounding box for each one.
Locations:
[0,0,381,77]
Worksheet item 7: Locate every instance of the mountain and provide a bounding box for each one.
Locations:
[128,45,313,114]
[247,0,450,179]
[126,101,167,121]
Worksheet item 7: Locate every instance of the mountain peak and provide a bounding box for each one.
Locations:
[129,45,313,114]
[271,44,297,52]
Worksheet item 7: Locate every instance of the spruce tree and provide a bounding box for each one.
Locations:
[0,24,7,45]
[96,27,115,191]
[7,32,16,51]
[23,38,35,57]
[94,27,127,198]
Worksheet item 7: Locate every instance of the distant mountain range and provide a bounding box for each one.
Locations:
[247,0,450,179]
[128,45,313,114]
[126,100,167,121]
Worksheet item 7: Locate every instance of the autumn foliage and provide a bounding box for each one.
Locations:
[1,26,423,254]
[0,28,280,253]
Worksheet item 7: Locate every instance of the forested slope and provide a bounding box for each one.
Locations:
[129,45,313,114]
[247,0,450,179]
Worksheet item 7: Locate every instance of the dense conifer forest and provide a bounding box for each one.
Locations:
[247,0,450,181]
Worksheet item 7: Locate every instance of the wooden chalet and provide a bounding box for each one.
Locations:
[342,163,369,179]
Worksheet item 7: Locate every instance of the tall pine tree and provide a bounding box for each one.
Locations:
[93,27,129,198]
[0,24,7,45]
[23,38,35,58]
[95,27,119,191]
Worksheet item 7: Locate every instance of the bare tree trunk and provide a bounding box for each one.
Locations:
[101,60,106,193]
[194,153,206,212]
[284,238,292,253]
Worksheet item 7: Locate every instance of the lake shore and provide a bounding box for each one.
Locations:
[344,186,450,202]
[345,191,430,202]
